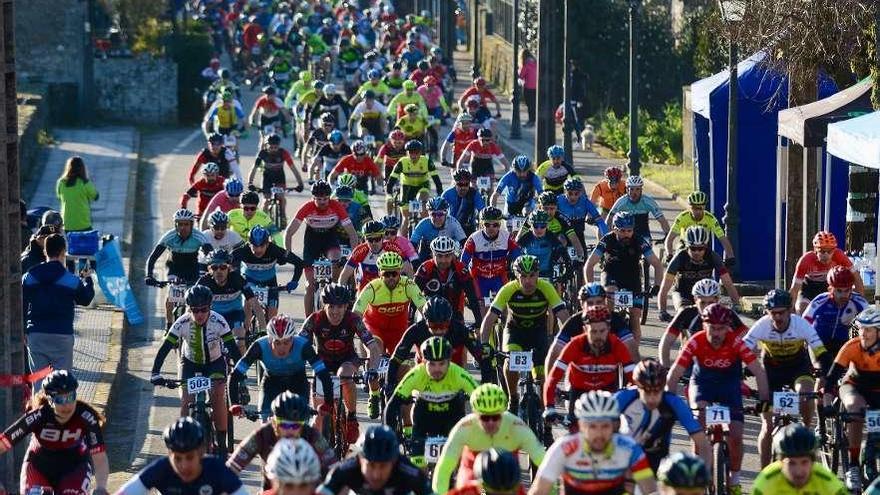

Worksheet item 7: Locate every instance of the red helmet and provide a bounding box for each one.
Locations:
[266,315,296,342]
[389,129,406,142]
[827,265,855,289]
[584,305,610,323]
[473,77,486,87]
[812,231,837,250]
[701,303,733,326]
[210,58,221,69]
[424,75,438,86]
[604,167,623,181]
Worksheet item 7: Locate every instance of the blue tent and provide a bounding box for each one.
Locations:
[690,53,836,281]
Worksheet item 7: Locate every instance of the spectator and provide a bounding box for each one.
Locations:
[20,225,55,274]
[518,49,537,127]
[22,234,94,391]
[56,156,99,233]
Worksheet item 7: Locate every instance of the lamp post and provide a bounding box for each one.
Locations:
[472,0,481,77]
[719,0,743,277]
[510,0,522,139]
[562,0,573,164]
[626,0,641,176]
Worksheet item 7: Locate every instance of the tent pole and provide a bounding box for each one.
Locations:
[824,149,832,230]
[775,136,783,288]
[816,148,823,232]
[709,123,715,216]
[802,148,809,253]
[875,181,879,299]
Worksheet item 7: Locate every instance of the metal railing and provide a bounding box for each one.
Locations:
[487,0,514,43]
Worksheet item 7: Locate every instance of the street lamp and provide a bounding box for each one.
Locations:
[562,0,573,164]
[718,0,743,277]
[626,0,640,176]
[510,0,522,139]
[472,0,481,78]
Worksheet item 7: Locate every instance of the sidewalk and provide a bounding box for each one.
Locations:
[25,127,138,415]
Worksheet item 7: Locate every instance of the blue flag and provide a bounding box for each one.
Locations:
[95,237,144,325]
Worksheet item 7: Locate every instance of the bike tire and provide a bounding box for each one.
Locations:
[194,407,216,454]
[713,441,728,495]
[836,416,850,477]
[334,400,348,460]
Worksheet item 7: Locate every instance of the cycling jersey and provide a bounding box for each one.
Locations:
[793,249,854,300]
[518,212,577,244]
[616,388,702,463]
[395,115,430,139]
[590,180,626,212]
[461,230,519,291]
[254,148,294,175]
[670,210,725,238]
[536,432,652,495]
[231,242,303,285]
[388,234,420,262]
[442,186,485,232]
[752,460,846,495]
[826,337,880,392]
[461,140,503,177]
[445,127,478,162]
[460,87,498,106]
[190,148,240,185]
[227,421,336,480]
[387,91,429,119]
[410,216,466,257]
[163,311,237,366]
[535,160,577,193]
[391,362,477,408]
[494,170,542,214]
[413,258,481,318]
[118,456,246,495]
[377,143,406,176]
[555,311,635,346]
[515,231,569,279]
[390,155,439,187]
[350,100,387,124]
[545,333,634,405]
[346,240,406,289]
[352,276,427,352]
[803,292,869,348]
[151,228,211,282]
[418,85,449,113]
[253,94,284,115]
[593,232,653,293]
[491,278,566,330]
[608,194,665,240]
[676,330,756,415]
[665,249,727,297]
[196,271,254,317]
[666,306,748,339]
[743,314,828,366]
[0,402,104,456]
[319,456,431,495]
[294,199,351,232]
[227,208,276,239]
[314,143,351,176]
[181,178,224,217]
[207,103,245,130]
[331,155,381,189]
[202,191,241,217]
[557,193,608,237]
[388,320,484,384]
[355,81,391,100]
[299,310,376,369]
[200,228,243,252]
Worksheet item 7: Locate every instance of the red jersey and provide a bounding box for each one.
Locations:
[331,155,381,179]
[253,94,284,114]
[345,240,405,289]
[242,23,263,49]
[182,177,225,216]
[463,139,503,159]
[294,200,352,232]
[377,143,407,176]
[409,69,430,87]
[675,329,757,380]
[793,248,852,285]
[460,86,497,105]
[448,128,478,162]
[0,402,104,456]
[545,334,634,405]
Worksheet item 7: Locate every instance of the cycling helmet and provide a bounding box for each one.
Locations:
[271,391,311,421]
[763,289,792,310]
[480,206,503,223]
[358,425,399,462]
[475,449,520,493]
[452,168,472,182]
[173,208,195,223]
[241,191,260,205]
[208,132,225,144]
[321,283,352,306]
[417,61,430,71]
[218,69,230,80]
[266,438,322,484]
[311,180,332,196]
[320,111,335,124]
[684,226,710,247]
[425,75,438,86]
[328,130,344,144]
[368,69,382,79]
[381,215,400,231]
[430,235,457,254]
[352,140,367,155]
[657,452,709,489]
[529,210,551,225]
[855,306,880,328]
[687,191,708,206]
[267,314,297,341]
[574,390,619,421]
[456,113,473,124]
[323,83,337,95]
[612,212,635,230]
[564,177,584,191]
[249,225,270,246]
[41,209,63,227]
[584,305,611,323]
[512,254,540,274]
[206,249,231,266]
[313,81,325,91]
[163,417,205,452]
[547,144,564,159]
[625,175,644,188]
[262,85,276,95]
[376,251,404,271]
[202,162,220,175]
[632,358,666,390]
[334,185,354,201]
[221,91,234,102]
[43,369,78,397]
[827,265,855,289]
[537,191,557,206]
[474,77,487,86]
[185,285,213,308]
[579,282,606,300]
[470,384,508,414]
[420,336,452,361]
[424,296,454,323]
[266,134,282,146]
[604,166,622,181]
[224,178,244,196]
[511,155,531,171]
[773,424,818,459]
[389,129,406,142]
[405,140,424,152]
[404,103,419,114]
[362,220,386,237]
[477,128,492,139]
[337,173,358,189]
[812,231,837,250]
[426,196,449,212]
[701,302,734,325]
[691,278,721,298]
[363,89,377,100]
[402,78,419,90]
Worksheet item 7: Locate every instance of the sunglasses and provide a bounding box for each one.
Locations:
[688,246,707,252]
[456,182,470,187]
[382,271,400,278]
[817,249,834,255]
[212,225,228,231]
[275,419,305,430]
[210,264,229,271]
[50,392,77,405]
[484,222,500,228]
[428,322,450,331]
[384,230,397,236]
[314,195,330,200]
[243,206,257,212]
[532,223,548,229]
[479,414,502,422]
[190,306,211,314]
[367,236,383,242]
[430,211,446,217]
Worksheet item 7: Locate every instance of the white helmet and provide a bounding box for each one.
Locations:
[625,175,644,188]
[203,162,220,175]
[430,236,456,254]
[265,438,321,484]
[266,315,297,342]
[856,306,880,328]
[574,390,619,422]
[684,226,710,247]
[323,83,336,95]
[173,208,195,223]
[691,278,721,298]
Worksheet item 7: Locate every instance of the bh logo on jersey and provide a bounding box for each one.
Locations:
[39,428,82,442]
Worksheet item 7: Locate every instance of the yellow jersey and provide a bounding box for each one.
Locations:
[752,461,846,495]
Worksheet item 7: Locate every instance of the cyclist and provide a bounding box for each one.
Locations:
[301,112,336,176]
[232,225,304,324]
[521,191,585,260]
[351,70,391,106]
[197,249,256,354]
[490,154,542,216]
[248,134,305,220]
[333,185,368,235]
[584,212,663,343]
[150,285,242,454]
[616,359,710,472]
[656,452,710,495]
[458,77,502,117]
[144,209,213,328]
[479,255,570,410]
[515,210,571,281]
[328,139,382,193]
[228,191,277,240]
[228,392,336,484]
[381,215,421,267]
[535,145,577,195]
[461,206,520,315]
[803,265,869,361]
[386,140,443,233]
[416,236,482,318]
[384,337,479,467]
[791,231,863,314]
[823,305,880,492]
[299,284,383,442]
[658,225,739,319]
[0,370,108,495]
[116,418,246,495]
[410,197,467,262]
[181,162,225,219]
[203,91,246,139]
[309,130,352,182]
[531,390,656,495]
[348,90,388,141]
[318,425,432,495]
[202,210,244,252]
[263,438,324,495]
[607,175,670,243]
[666,303,771,494]
[441,114,478,168]
[752,424,847,495]
[376,129,408,182]
[446,449,523,495]
[433,384,545,493]
[387,79,429,120]
[664,190,735,264]
[201,178,245,227]
[285,180,359,315]
[590,166,625,216]
[442,168,484,236]
[248,86,289,140]
[189,133,244,185]
[395,103,432,144]
[557,177,607,248]
[457,128,509,184]
[340,221,412,291]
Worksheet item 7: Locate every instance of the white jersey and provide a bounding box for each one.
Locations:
[166,311,234,364]
[742,313,827,363]
[201,228,244,253]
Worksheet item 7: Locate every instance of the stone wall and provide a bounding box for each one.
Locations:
[479,34,515,97]
[17,86,48,197]
[93,56,178,125]
[14,0,86,98]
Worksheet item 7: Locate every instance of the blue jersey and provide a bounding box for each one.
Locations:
[803,292,869,345]
[608,194,664,240]
[155,228,211,281]
[410,216,467,246]
[557,193,608,236]
[615,388,701,457]
[118,456,246,495]
[516,231,567,277]
[442,186,485,231]
[495,170,542,209]
[346,200,365,232]
[230,242,303,284]
[235,335,326,377]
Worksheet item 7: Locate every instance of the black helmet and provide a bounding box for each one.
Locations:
[773,423,818,459]
[420,336,452,361]
[267,133,282,145]
[311,180,332,196]
[271,391,311,422]
[42,369,78,397]
[218,69,230,80]
[764,289,792,310]
[364,89,376,100]
[404,140,423,152]
[537,191,557,206]
[163,417,205,452]
[657,452,709,488]
[321,283,351,305]
[480,206,503,223]
[381,215,400,231]
[632,358,666,389]
[477,128,492,138]
[262,85,276,95]
[185,285,213,308]
[206,249,231,266]
[424,296,453,324]
[208,132,225,144]
[475,449,520,492]
[358,425,399,461]
[362,220,386,237]
[241,191,261,205]
[452,168,472,182]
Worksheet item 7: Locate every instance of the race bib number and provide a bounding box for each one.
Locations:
[364,135,376,146]
[271,186,286,196]
[553,265,563,279]
[377,357,390,374]
[773,391,799,415]
[508,216,524,232]
[706,405,731,426]
[476,176,491,191]
[253,286,269,306]
[424,436,446,463]
[340,246,352,258]
[314,260,333,281]
[225,135,237,148]
[567,246,578,259]
[263,125,276,136]
[408,200,421,212]
[509,351,533,372]
[483,290,496,308]
[169,284,187,304]
[614,290,633,308]
[868,410,880,433]
[186,376,212,395]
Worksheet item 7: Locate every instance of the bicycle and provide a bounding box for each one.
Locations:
[694,403,737,495]
[493,350,547,446]
[266,186,295,232]
[154,278,193,330]
[161,374,226,455]
[321,372,366,460]
[246,284,284,384]
[820,398,867,483]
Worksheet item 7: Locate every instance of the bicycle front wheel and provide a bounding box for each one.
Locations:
[713,441,729,495]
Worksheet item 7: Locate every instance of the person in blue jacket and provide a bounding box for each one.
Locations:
[557,176,608,248]
[441,168,485,237]
[491,155,542,217]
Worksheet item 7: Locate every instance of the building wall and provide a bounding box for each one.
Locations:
[14,0,86,89]
[93,56,178,125]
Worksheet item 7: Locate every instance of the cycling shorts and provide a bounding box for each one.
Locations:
[368,321,409,355]
[427,106,444,119]
[260,372,309,420]
[246,282,280,310]
[219,310,246,330]
[409,400,466,457]
[470,158,494,178]
[359,119,383,138]
[320,353,361,375]
[503,326,548,376]
[840,382,880,410]
[766,358,814,393]
[180,358,227,381]
[260,113,283,128]
[261,170,287,197]
[475,277,505,303]
[303,229,341,265]
[688,377,744,422]
[398,184,431,206]
[23,454,91,495]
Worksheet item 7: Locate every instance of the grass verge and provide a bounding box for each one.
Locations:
[640,163,694,199]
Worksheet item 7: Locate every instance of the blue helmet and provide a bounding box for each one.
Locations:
[426,196,448,212]
[329,130,344,144]
[224,178,244,196]
[547,145,564,159]
[612,212,635,230]
[381,215,400,231]
[579,282,606,300]
[512,155,531,171]
[249,225,270,246]
[368,69,382,79]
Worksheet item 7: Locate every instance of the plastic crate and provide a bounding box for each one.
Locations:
[67,230,100,256]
